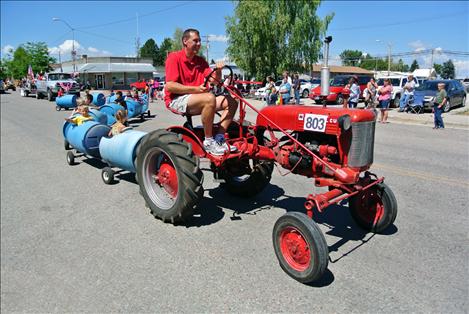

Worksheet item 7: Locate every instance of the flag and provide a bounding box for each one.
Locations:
[28,65,34,79]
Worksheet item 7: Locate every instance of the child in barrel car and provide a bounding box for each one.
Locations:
[65,104,93,125]
[108,109,128,137]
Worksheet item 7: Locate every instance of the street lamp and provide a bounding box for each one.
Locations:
[52,17,76,74]
[375,39,392,76]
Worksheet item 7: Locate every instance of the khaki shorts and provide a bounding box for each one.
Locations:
[168,94,192,114]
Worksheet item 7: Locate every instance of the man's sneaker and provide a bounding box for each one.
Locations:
[203,138,228,156]
[214,134,238,152]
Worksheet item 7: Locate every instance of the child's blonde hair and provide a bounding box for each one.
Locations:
[76,97,87,107]
[115,109,127,122]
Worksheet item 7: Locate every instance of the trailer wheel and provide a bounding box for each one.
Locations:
[101,167,115,184]
[66,151,75,165]
[64,139,71,150]
[140,114,145,122]
[36,92,41,100]
[220,159,273,197]
[349,182,397,233]
[56,106,61,111]
[136,130,203,224]
[147,110,151,118]
[273,212,329,283]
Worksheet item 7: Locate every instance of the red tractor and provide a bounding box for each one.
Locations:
[135,66,397,284]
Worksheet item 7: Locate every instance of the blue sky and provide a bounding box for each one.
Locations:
[1,1,468,77]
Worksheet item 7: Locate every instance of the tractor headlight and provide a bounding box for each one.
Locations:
[338,114,351,131]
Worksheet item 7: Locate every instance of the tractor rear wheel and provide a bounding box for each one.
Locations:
[136,130,203,224]
[220,159,273,197]
[349,182,397,233]
[273,212,329,283]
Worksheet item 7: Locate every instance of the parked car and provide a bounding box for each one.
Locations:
[0,79,5,94]
[309,74,372,105]
[299,78,320,98]
[130,79,148,91]
[254,80,282,100]
[376,75,420,107]
[461,78,469,92]
[413,79,466,112]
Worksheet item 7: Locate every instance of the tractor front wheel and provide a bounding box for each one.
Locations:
[273,212,329,283]
[349,182,397,233]
[220,159,273,197]
[136,130,203,224]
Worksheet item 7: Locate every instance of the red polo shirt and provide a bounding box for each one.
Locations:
[164,49,211,106]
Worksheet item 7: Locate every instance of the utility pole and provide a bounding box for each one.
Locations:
[429,48,434,78]
[52,18,76,74]
[387,43,392,76]
[135,13,141,58]
[58,50,63,73]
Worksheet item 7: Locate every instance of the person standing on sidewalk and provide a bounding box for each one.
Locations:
[399,74,416,112]
[377,78,393,123]
[433,82,447,129]
[292,73,301,104]
[348,77,360,108]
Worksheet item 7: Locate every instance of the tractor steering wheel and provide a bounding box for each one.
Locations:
[203,65,233,96]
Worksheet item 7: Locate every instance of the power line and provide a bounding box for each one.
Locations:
[330,11,467,32]
[76,2,192,30]
[75,29,133,45]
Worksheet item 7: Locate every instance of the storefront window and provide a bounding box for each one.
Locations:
[112,73,124,85]
[126,73,138,85]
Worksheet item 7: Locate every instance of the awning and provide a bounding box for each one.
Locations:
[61,63,156,73]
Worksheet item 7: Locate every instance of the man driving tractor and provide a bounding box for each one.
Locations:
[164,28,238,155]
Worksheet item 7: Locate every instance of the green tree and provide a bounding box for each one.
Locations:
[171,28,184,52]
[440,59,455,79]
[226,0,333,80]
[24,42,55,74]
[409,59,419,72]
[140,38,159,66]
[340,50,363,66]
[433,63,442,76]
[155,37,173,65]
[8,46,29,79]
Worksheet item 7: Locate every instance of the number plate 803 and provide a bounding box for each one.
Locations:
[303,114,328,132]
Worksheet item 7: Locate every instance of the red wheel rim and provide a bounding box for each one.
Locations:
[356,189,384,226]
[155,159,178,198]
[279,227,311,271]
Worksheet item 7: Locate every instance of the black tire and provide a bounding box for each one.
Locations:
[314,100,322,104]
[101,167,115,184]
[36,92,41,100]
[24,91,29,97]
[64,139,71,150]
[336,94,344,106]
[140,114,145,122]
[393,94,400,108]
[302,89,309,98]
[349,182,397,233]
[443,99,451,112]
[66,151,75,165]
[273,212,329,283]
[136,130,204,224]
[147,110,151,118]
[56,106,61,111]
[220,159,273,197]
[47,90,54,102]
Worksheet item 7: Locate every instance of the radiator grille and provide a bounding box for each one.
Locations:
[348,121,375,168]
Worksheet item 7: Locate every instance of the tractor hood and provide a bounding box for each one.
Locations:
[256,105,376,135]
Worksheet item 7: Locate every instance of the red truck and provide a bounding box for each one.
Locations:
[309,74,372,105]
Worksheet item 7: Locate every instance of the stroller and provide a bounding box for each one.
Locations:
[405,95,424,114]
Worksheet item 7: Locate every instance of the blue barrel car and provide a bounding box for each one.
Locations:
[55,94,77,111]
[98,129,147,184]
[91,93,106,106]
[63,120,110,165]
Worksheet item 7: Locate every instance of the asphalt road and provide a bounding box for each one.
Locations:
[1,91,468,313]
